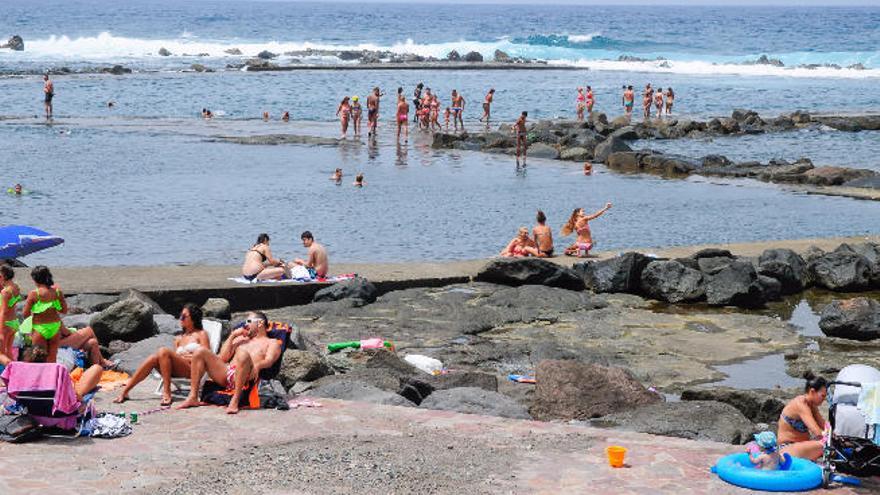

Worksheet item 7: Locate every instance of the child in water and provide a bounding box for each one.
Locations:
[748,431,784,470]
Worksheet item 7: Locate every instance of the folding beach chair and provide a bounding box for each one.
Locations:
[152,319,222,396]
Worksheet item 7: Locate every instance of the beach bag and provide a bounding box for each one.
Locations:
[0,414,42,443]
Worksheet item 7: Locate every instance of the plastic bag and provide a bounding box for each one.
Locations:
[404,354,443,375]
[56,347,77,372]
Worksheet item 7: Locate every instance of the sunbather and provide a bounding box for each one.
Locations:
[20,346,103,401]
[501,227,541,257]
[59,325,119,370]
[291,231,328,279]
[177,311,281,414]
[114,303,210,406]
[242,233,290,281]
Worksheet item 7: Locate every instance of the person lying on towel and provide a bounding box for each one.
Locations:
[177,311,281,414]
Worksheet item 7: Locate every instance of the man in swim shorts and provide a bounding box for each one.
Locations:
[623,85,634,120]
[367,87,382,138]
[43,74,54,120]
[292,231,329,279]
[177,311,281,414]
[450,89,465,131]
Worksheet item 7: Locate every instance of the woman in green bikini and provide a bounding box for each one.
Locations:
[0,265,21,364]
[22,266,67,364]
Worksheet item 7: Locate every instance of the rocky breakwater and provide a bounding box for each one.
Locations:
[1,35,24,51]
[256,259,814,444]
[242,48,543,71]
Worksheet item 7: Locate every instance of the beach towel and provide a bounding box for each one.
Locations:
[70,368,130,391]
[857,382,880,425]
[227,273,356,285]
[0,362,79,415]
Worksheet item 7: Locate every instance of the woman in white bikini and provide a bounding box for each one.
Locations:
[114,304,210,406]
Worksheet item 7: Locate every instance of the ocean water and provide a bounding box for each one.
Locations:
[1,1,879,266]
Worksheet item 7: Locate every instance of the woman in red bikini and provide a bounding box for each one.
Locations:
[501,227,541,258]
[396,95,409,143]
[336,96,352,138]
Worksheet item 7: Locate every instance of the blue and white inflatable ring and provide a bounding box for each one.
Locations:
[711,453,823,492]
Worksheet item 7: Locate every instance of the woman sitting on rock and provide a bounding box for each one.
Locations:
[114,303,210,406]
[242,233,289,281]
[778,372,829,461]
[501,227,541,258]
[561,203,612,257]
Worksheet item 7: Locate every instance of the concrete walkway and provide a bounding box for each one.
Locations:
[0,383,873,494]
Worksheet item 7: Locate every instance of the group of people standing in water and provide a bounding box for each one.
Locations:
[578,83,674,121]
[334,84,496,141]
[500,204,613,259]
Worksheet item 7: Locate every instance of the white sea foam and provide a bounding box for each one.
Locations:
[3,32,878,79]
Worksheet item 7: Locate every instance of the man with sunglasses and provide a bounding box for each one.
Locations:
[177,311,281,414]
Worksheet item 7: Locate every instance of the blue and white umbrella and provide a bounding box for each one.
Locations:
[0,225,64,260]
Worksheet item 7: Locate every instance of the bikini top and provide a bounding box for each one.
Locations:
[781,413,809,433]
[4,290,21,308]
[31,289,62,314]
[250,248,267,262]
[576,221,591,235]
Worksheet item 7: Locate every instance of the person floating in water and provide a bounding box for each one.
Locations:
[353,173,365,187]
[281,111,290,122]
[330,168,342,183]
[43,74,54,120]
[201,108,213,119]
[10,184,23,195]
[583,162,593,175]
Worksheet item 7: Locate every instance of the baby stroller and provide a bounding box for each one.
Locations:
[0,362,97,439]
[822,364,880,486]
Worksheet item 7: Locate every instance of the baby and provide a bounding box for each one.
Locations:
[749,431,784,470]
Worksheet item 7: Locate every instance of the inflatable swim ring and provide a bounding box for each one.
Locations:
[712,453,823,492]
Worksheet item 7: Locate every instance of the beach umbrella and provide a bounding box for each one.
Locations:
[0,225,64,260]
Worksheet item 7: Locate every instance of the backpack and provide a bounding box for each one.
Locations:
[0,414,42,443]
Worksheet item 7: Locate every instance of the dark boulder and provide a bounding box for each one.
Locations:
[224,48,243,55]
[419,387,531,419]
[808,251,871,291]
[475,258,585,291]
[463,51,484,62]
[690,248,733,260]
[610,126,639,141]
[526,142,560,159]
[446,50,461,61]
[493,49,511,62]
[731,108,759,122]
[428,371,497,392]
[257,50,277,60]
[432,131,466,149]
[819,298,880,341]
[1,35,24,51]
[594,136,632,164]
[100,65,132,75]
[313,277,378,305]
[113,334,174,375]
[704,261,767,308]
[559,147,591,161]
[158,47,171,56]
[593,401,755,444]
[117,289,166,315]
[802,166,875,186]
[201,297,231,320]
[758,248,808,294]
[305,380,415,407]
[574,252,652,294]
[834,243,880,286]
[153,314,180,335]
[65,294,118,314]
[277,350,332,390]
[680,387,787,424]
[639,260,705,303]
[90,298,158,343]
[758,275,783,302]
[606,151,646,173]
[697,256,735,275]
[530,360,661,421]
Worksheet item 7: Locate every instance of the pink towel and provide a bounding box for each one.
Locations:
[0,362,80,415]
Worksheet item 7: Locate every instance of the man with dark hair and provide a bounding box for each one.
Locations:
[177,311,281,414]
[293,231,328,279]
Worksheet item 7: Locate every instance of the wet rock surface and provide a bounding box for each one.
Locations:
[819,297,880,340]
[475,258,585,290]
[680,387,790,424]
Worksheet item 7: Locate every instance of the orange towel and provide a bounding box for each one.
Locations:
[69,368,130,390]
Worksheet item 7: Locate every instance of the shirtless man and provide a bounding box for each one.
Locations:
[293,231,329,279]
[479,88,495,123]
[177,311,281,414]
[623,85,634,119]
[367,87,383,138]
[451,90,465,131]
[513,111,528,164]
[43,75,54,120]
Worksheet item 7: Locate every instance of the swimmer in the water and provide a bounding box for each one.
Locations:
[354,173,365,187]
[12,184,23,195]
[583,162,593,176]
[282,111,290,122]
[107,101,115,108]
[262,111,270,121]
[330,168,342,182]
